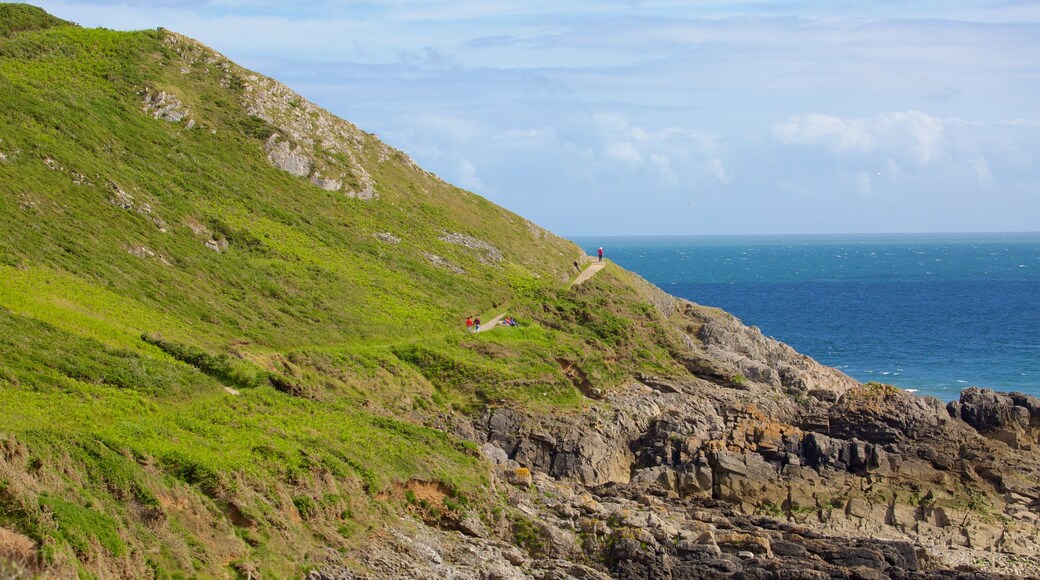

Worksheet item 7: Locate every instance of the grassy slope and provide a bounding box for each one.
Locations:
[0,4,691,576]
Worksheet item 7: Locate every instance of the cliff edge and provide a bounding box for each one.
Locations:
[1,6,1038,578]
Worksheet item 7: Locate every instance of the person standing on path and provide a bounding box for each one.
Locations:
[466,316,474,333]
[597,247,604,262]
[474,316,481,332]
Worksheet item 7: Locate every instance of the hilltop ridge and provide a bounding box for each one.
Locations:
[0,4,71,37]
[2,6,1040,578]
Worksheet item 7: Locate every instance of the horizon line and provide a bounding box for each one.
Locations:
[565,230,1040,239]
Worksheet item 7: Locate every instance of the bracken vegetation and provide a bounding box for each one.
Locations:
[0,4,693,576]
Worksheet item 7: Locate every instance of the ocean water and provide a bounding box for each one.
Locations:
[572,233,1040,402]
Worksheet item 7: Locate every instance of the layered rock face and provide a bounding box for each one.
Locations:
[424,290,1040,578]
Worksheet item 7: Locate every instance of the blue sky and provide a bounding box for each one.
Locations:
[27,1,1040,236]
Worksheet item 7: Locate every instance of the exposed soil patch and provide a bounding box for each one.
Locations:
[0,526,39,573]
[557,358,594,396]
[222,501,255,528]
[379,480,451,510]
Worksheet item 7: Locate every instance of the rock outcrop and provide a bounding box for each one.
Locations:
[159,31,408,199]
[141,88,192,126]
[372,290,1040,578]
[952,387,1040,449]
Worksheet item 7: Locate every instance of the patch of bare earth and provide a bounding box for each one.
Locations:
[378,480,451,510]
[0,526,39,576]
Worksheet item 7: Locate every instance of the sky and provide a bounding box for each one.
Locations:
[24,1,1040,236]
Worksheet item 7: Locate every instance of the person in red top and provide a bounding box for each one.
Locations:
[597,247,604,261]
[465,316,474,332]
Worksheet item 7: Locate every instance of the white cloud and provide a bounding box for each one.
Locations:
[410,114,484,144]
[773,111,951,164]
[30,0,1040,234]
[606,141,643,164]
[971,157,992,187]
[1002,119,1040,129]
[455,158,484,191]
[706,157,729,184]
[497,128,556,140]
[648,153,677,184]
[589,114,728,183]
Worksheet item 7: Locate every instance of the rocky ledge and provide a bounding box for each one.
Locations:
[332,287,1040,578]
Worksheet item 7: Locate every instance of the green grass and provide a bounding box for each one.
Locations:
[39,494,127,557]
[0,4,72,38]
[0,329,488,573]
[0,6,699,576]
[0,21,575,348]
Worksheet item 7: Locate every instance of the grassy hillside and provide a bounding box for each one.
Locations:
[0,4,690,576]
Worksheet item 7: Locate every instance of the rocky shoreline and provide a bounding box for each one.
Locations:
[317,288,1040,578]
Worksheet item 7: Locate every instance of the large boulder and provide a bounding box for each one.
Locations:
[828,383,952,445]
[954,387,1040,448]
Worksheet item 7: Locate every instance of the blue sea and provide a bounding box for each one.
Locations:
[572,233,1040,402]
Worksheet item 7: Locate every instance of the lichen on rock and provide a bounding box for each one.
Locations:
[263,133,311,177]
[108,181,167,232]
[127,245,171,266]
[425,253,464,274]
[141,88,192,126]
[438,232,503,265]
[373,232,401,244]
[239,72,380,198]
[309,173,342,192]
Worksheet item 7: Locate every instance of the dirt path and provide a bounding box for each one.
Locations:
[471,257,606,335]
[474,312,506,333]
[571,257,606,287]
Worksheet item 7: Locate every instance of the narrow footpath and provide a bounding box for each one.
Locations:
[476,256,606,333]
[474,313,506,333]
[571,257,606,287]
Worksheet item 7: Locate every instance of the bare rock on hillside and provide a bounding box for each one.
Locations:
[342,447,1040,579]
[373,232,401,244]
[953,387,1040,449]
[439,232,503,265]
[240,71,377,198]
[310,173,342,192]
[623,274,859,405]
[127,245,171,266]
[425,253,464,275]
[347,183,378,200]
[264,134,311,177]
[828,383,956,445]
[482,406,640,486]
[469,377,1040,574]
[695,309,860,399]
[108,181,167,232]
[204,239,228,253]
[157,30,390,198]
[456,285,1040,576]
[182,218,228,252]
[141,88,192,125]
[39,156,93,186]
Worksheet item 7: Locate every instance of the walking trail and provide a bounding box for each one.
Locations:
[475,256,605,333]
[474,313,506,333]
[571,257,606,287]
[227,257,606,397]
